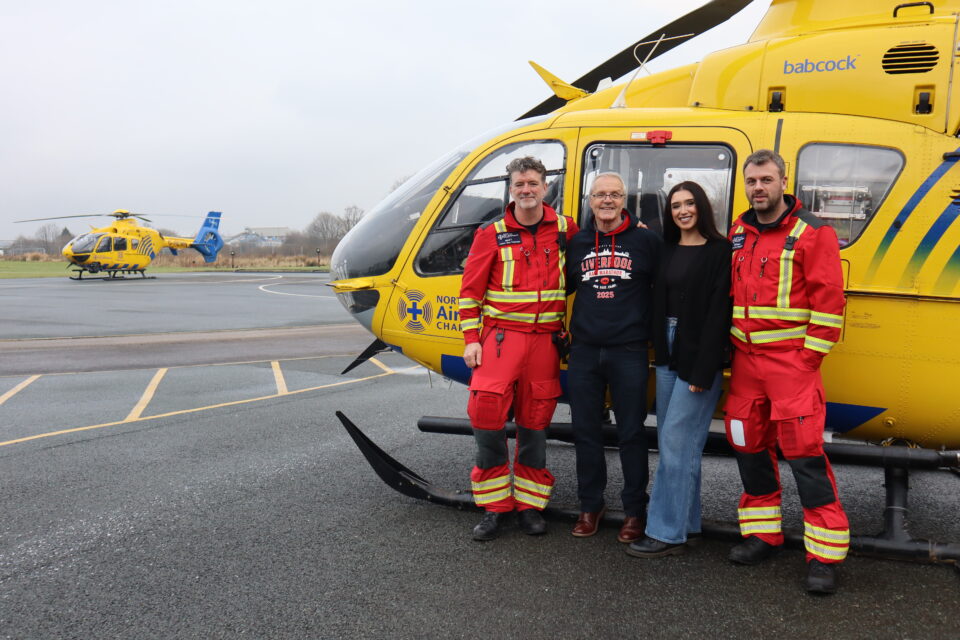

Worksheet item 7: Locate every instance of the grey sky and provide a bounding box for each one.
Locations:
[0,1,768,243]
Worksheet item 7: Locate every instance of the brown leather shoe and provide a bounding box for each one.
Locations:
[571,508,606,537]
[617,516,645,543]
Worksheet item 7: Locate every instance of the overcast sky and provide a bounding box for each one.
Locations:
[0,1,769,243]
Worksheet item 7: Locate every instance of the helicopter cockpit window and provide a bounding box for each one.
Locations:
[70,233,101,254]
[95,236,113,253]
[415,140,566,276]
[114,237,127,251]
[796,143,904,247]
[581,143,734,235]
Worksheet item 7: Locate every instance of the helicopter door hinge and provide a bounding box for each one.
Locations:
[915,91,933,115]
[769,90,784,113]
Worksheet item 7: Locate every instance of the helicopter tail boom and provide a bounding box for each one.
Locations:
[190,211,224,263]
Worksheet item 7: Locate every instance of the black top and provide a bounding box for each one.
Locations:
[566,212,661,346]
[652,238,732,389]
[665,244,701,317]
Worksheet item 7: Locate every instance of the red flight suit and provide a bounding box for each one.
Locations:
[459,202,578,512]
[725,195,850,563]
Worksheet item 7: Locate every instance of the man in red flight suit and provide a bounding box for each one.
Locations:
[459,156,578,541]
[724,149,849,594]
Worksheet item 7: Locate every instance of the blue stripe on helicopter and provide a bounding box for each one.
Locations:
[864,147,960,283]
[897,199,960,289]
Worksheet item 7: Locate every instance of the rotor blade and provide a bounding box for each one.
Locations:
[518,0,755,119]
[340,338,391,375]
[14,214,108,223]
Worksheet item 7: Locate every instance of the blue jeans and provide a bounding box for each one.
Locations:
[646,318,723,543]
[567,341,649,517]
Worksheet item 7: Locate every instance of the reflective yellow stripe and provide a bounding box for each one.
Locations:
[514,489,549,509]
[777,218,808,308]
[750,325,808,344]
[735,225,744,234]
[804,335,835,354]
[459,297,481,309]
[482,306,537,322]
[493,219,515,292]
[740,522,782,535]
[474,487,512,505]
[538,311,564,323]
[486,290,540,303]
[748,306,812,322]
[540,289,565,301]
[460,319,480,332]
[471,475,510,492]
[804,523,850,544]
[738,506,782,520]
[731,326,748,342]
[810,311,843,328]
[514,476,553,496]
[804,538,848,561]
[733,306,746,319]
[556,216,568,292]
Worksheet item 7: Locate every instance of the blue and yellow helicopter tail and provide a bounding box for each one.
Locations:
[191,211,224,263]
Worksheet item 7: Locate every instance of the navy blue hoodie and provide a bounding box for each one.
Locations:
[566,211,661,346]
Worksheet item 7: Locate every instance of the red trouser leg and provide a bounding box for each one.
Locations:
[467,329,559,511]
[725,350,850,560]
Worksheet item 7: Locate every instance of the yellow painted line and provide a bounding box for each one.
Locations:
[272,361,288,395]
[369,357,394,374]
[0,366,420,448]
[0,375,41,406]
[125,368,167,421]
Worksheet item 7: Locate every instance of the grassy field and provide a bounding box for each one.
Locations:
[0,260,328,279]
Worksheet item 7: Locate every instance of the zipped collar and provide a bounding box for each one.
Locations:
[739,194,801,233]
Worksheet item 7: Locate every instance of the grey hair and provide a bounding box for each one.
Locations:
[505,156,547,181]
[589,171,626,194]
[742,149,786,178]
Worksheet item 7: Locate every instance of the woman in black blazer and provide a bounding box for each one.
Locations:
[627,181,732,558]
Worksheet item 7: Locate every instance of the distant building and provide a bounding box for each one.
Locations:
[226,227,292,248]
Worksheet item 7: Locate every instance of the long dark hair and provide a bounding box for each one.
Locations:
[662,181,725,244]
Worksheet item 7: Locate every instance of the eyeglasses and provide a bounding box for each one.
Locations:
[590,192,625,200]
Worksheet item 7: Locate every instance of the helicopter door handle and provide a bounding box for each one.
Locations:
[328,277,375,292]
[893,2,933,17]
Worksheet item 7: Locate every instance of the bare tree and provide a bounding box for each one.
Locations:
[35,223,62,254]
[341,205,364,232]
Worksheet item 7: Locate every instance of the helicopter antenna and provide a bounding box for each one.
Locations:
[611,32,694,109]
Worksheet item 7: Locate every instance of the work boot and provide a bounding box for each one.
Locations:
[517,509,547,535]
[805,559,838,594]
[472,511,506,541]
[626,536,687,558]
[728,536,783,565]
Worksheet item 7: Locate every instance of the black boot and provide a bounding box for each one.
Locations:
[517,509,547,535]
[472,511,506,541]
[805,559,838,594]
[728,536,783,565]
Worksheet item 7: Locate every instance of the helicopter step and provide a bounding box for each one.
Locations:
[335,411,960,566]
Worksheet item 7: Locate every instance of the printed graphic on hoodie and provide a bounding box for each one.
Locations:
[580,248,634,299]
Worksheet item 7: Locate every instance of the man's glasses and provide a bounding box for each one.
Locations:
[590,192,625,200]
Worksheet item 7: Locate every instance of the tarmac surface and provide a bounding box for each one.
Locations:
[1,273,958,638]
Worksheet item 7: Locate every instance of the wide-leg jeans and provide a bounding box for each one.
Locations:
[646,322,723,544]
[568,341,650,517]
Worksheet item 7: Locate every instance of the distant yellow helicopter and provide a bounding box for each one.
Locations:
[17,209,224,279]
[330,0,960,563]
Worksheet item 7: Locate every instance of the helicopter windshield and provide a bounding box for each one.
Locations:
[331,116,549,281]
[69,233,102,254]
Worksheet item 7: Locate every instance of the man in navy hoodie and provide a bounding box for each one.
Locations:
[566,172,661,543]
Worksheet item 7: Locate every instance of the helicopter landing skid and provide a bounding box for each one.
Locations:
[69,268,153,281]
[336,411,960,566]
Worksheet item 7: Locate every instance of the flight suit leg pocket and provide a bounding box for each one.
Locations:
[468,380,511,430]
[519,378,561,430]
[771,390,825,458]
[724,394,762,451]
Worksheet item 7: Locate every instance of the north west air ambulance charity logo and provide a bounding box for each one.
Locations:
[397,289,434,333]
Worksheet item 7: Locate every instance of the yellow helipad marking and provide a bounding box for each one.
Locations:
[0,375,41,406]
[125,368,168,421]
[0,366,420,448]
[271,361,288,395]
[369,357,394,374]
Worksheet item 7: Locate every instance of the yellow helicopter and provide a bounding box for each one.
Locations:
[17,209,224,279]
[329,0,960,563]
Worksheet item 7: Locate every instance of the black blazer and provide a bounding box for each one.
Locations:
[652,238,732,389]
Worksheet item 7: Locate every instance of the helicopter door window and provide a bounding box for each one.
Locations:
[114,237,127,251]
[796,143,904,247]
[130,238,139,250]
[415,139,566,276]
[70,233,101,254]
[95,237,113,253]
[582,143,734,234]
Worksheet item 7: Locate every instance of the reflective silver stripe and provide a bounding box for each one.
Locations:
[482,306,537,322]
[810,311,843,328]
[460,318,481,331]
[731,326,748,342]
[804,335,835,354]
[556,216,568,292]
[804,523,850,544]
[747,306,812,322]
[486,290,540,303]
[777,218,808,308]
[738,506,782,520]
[514,489,549,509]
[514,476,553,496]
[494,219,515,292]
[539,289,565,301]
[740,521,782,535]
[459,297,481,309]
[471,475,510,492]
[733,306,746,319]
[474,487,512,505]
[750,325,808,344]
[804,537,848,561]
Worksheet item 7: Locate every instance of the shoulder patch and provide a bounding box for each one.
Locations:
[496,231,522,246]
[731,233,747,250]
